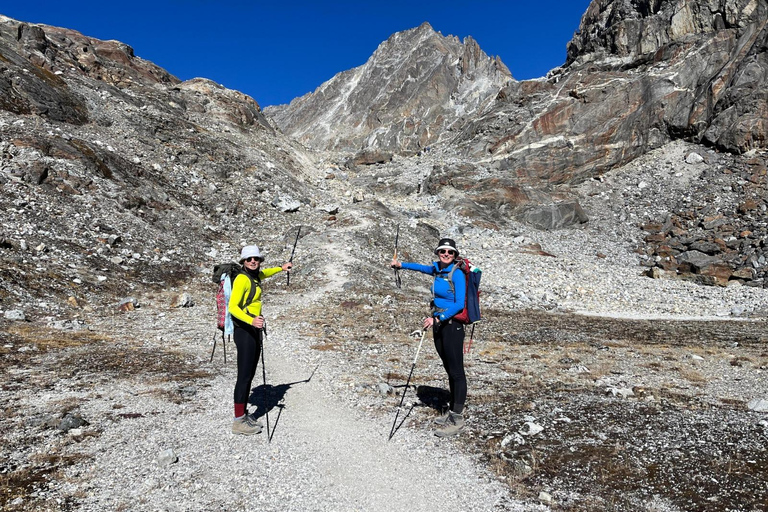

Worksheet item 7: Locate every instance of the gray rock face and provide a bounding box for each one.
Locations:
[451,0,768,191]
[565,0,768,154]
[0,22,89,124]
[262,2,768,227]
[0,14,178,119]
[266,22,512,154]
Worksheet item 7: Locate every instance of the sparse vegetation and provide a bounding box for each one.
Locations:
[313,299,768,510]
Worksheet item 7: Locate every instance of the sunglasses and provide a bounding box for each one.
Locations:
[244,257,262,263]
[438,249,456,256]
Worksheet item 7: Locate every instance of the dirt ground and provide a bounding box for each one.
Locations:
[1,306,767,511]
[313,302,768,511]
[462,310,768,511]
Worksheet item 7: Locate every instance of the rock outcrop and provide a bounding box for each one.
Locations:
[636,150,768,286]
[452,0,768,188]
[566,0,768,153]
[265,22,512,154]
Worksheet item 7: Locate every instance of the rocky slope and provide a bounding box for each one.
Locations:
[266,1,768,221]
[0,14,338,319]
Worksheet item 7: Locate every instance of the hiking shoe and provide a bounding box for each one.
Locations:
[433,410,450,426]
[247,413,264,428]
[232,415,263,435]
[434,411,465,438]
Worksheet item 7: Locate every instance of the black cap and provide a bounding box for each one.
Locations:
[434,238,459,256]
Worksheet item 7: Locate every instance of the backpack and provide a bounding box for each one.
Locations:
[445,258,482,324]
[212,263,260,331]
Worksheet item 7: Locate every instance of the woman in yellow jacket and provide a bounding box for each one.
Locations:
[229,244,292,435]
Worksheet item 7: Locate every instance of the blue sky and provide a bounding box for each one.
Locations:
[2,1,593,107]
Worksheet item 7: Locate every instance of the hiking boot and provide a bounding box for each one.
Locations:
[434,411,464,438]
[433,410,450,426]
[232,415,263,435]
[247,413,264,428]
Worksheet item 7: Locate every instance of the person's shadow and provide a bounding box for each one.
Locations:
[389,384,450,440]
[415,385,450,413]
[248,365,318,442]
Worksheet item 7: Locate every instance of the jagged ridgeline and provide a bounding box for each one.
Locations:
[269,1,768,183]
[264,22,513,154]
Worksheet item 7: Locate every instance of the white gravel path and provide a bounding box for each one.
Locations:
[53,276,535,512]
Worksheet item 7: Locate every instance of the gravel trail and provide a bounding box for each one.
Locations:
[49,275,530,512]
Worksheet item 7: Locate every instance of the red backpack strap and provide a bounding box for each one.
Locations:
[215,281,226,330]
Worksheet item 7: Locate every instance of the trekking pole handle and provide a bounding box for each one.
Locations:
[393,225,399,259]
[412,329,427,365]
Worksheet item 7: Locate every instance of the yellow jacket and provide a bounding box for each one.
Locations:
[228,267,283,324]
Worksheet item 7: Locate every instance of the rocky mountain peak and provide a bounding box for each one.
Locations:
[265,22,512,154]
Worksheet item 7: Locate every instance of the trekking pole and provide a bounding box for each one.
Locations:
[287,226,301,287]
[388,328,427,440]
[464,324,476,355]
[210,329,218,363]
[210,331,228,364]
[392,225,402,289]
[261,321,271,442]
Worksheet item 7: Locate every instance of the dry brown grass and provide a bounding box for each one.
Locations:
[5,323,110,350]
[0,452,89,511]
[729,355,754,367]
[55,345,212,381]
[310,342,340,351]
[476,341,506,361]
[678,367,708,383]
[586,360,615,379]
[385,371,407,382]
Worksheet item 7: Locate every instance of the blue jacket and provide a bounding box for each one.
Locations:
[401,261,466,322]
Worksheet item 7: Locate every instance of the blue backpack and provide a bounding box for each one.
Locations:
[446,258,482,324]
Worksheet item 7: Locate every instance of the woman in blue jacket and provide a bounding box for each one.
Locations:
[391,238,467,437]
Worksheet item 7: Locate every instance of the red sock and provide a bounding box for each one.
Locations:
[234,403,246,418]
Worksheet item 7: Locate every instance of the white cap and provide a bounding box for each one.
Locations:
[239,245,263,263]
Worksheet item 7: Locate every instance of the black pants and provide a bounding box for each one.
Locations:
[233,323,263,406]
[433,320,466,414]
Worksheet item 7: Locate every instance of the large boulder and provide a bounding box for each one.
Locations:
[518,201,589,230]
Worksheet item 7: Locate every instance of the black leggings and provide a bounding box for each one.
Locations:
[433,321,466,414]
[233,323,263,405]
